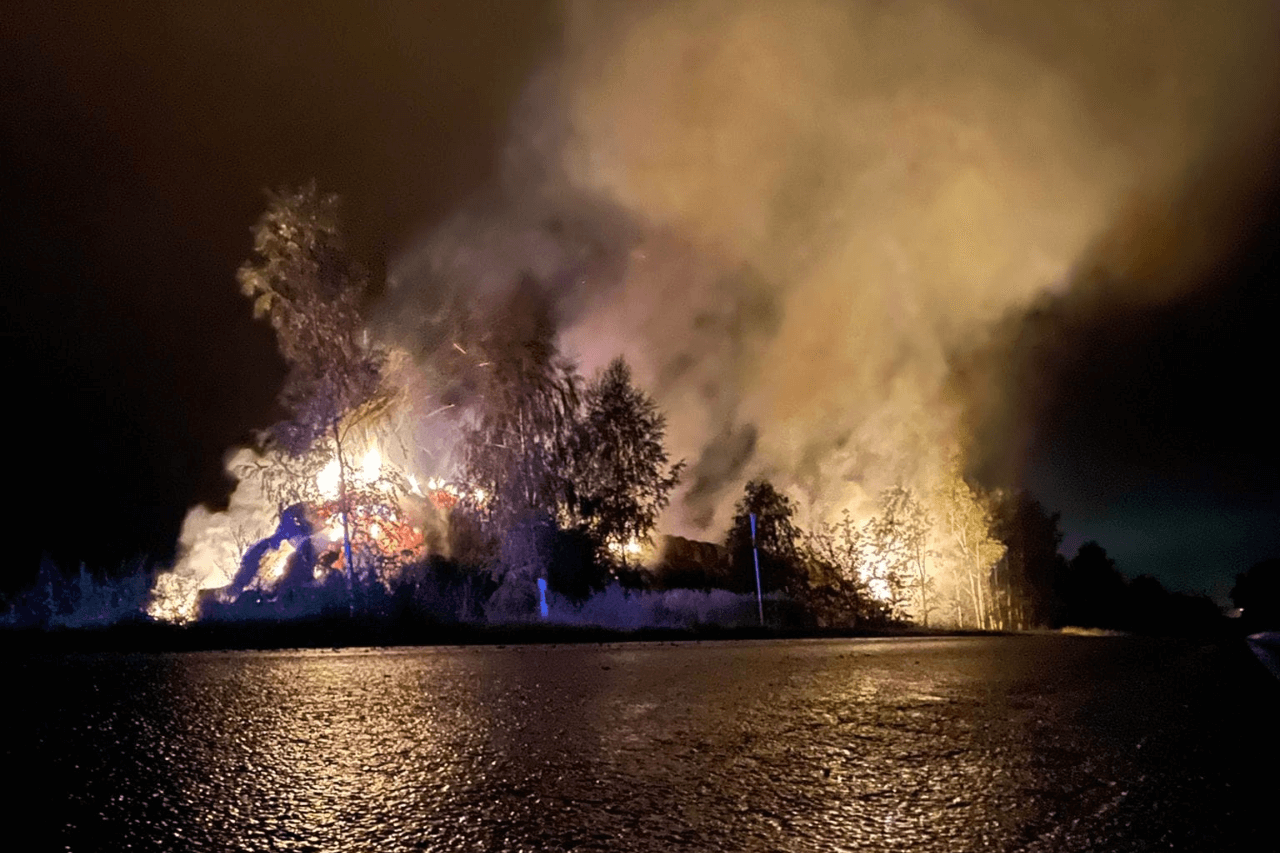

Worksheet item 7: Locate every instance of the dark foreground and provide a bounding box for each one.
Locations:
[4,635,1277,852]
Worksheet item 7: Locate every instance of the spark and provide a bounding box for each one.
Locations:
[422,404,455,420]
[452,342,467,355]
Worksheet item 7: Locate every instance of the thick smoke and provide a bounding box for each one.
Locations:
[167,448,280,593]
[388,0,1278,537]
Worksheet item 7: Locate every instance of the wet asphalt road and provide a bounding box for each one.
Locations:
[4,634,1278,851]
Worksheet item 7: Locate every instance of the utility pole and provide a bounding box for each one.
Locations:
[751,513,764,626]
[333,420,356,615]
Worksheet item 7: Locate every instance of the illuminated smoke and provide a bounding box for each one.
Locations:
[154,1,1277,625]
[168,447,279,592]
[148,447,280,620]
[388,0,1279,535]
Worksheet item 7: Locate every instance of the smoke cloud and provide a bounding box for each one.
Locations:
[384,0,1279,537]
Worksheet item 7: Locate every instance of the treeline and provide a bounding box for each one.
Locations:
[4,485,1252,639]
[4,184,1270,639]
[629,483,1235,637]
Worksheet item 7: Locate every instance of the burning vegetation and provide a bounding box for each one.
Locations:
[137,183,1028,631]
[108,1,1277,636]
[6,1,1270,641]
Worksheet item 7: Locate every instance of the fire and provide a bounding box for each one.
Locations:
[607,538,643,557]
[860,555,894,603]
[146,571,201,624]
[315,445,391,501]
[420,476,460,510]
[312,499,425,578]
[264,540,295,581]
[316,458,340,500]
[865,575,892,602]
[360,447,381,483]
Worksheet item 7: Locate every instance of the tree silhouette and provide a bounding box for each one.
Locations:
[866,486,934,626]
[1058,541,1127,629]
[236,182,385,586]
[803,510,881,624]
[1232,558,1280,631]
[237,181,382,450]
[934,474,1005,629]
[991,491,1065,629]
[726,480,806,597]
[571,357,684,571]
[460,280,582,532]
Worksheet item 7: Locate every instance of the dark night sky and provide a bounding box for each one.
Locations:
[1014,189,1280,602]
[2,1,1277,602]
[1,1,559,584]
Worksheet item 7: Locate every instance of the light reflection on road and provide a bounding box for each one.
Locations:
[5,636,1276,851]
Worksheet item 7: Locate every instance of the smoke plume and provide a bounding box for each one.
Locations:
[384,0,1280,536]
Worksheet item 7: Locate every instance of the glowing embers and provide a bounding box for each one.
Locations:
[417,476,487,511]
[312,500,425,579]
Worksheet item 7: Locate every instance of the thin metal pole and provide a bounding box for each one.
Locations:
[751,513,763,626]
[333,420,355,615]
